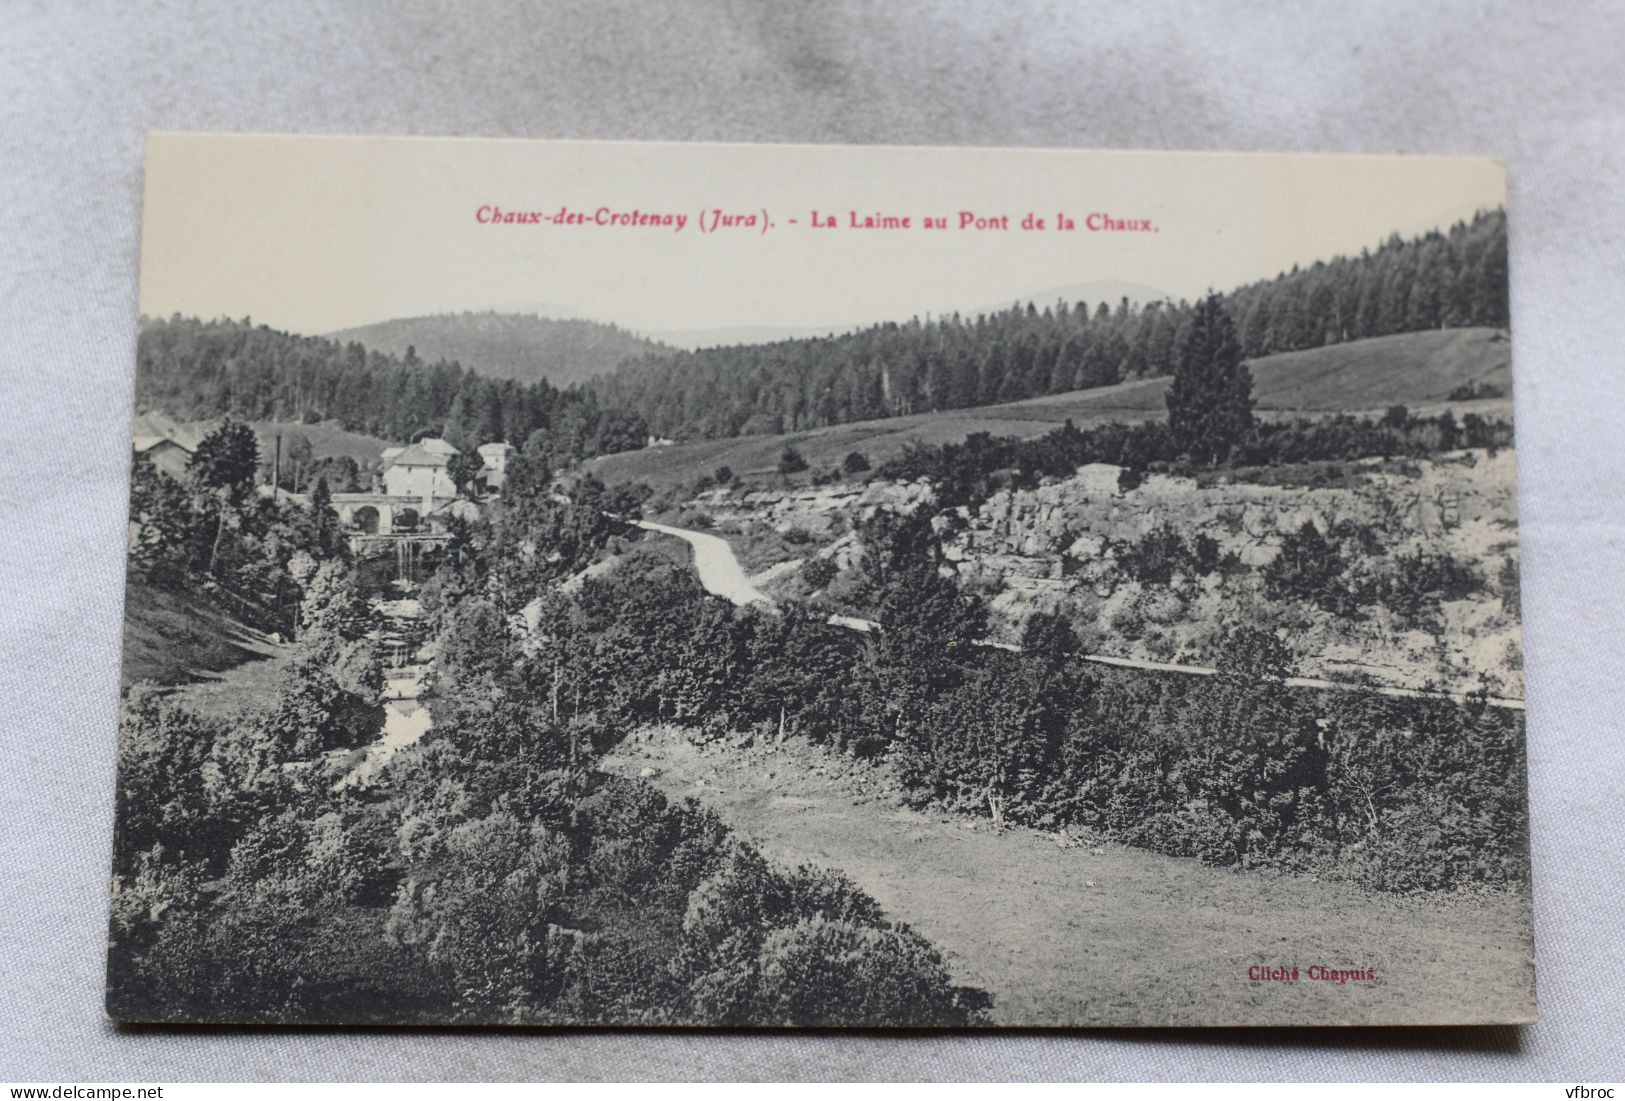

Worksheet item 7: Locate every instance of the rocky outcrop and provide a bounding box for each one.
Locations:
[684,452,1523,694]
[945,453,1518,589]
[938,451,1522,691]
[698,479,935,538]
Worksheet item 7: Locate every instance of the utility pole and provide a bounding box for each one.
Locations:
[272,433,282,503]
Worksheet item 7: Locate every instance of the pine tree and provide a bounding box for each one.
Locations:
[310,476,340,557]
[188,418,260,503]
[1240,299,1269,357]
[1164,294,1255,464]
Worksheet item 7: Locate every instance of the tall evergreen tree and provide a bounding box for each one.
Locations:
[310,476,341,557]
[188,418,260,503]
[1164,294,1255,463]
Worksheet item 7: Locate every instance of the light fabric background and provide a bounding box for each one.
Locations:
[2,0,1621,1082]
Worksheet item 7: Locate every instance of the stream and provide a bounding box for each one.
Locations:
[334,590,433,790]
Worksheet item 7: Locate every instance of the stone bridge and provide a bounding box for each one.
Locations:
[331,492,439,534]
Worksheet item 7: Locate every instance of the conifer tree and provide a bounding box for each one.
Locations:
[310,476,340,557]
[1164,294,1255,464]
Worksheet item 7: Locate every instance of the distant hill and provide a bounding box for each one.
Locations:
[635,283,1173,350]
[589,210,1507,443]
[328,311,672,388]
[582,328,1513,489]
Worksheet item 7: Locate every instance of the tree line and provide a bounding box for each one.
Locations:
[589,210,1508,441]
[134,210,1505,460]
[878,405,1512,512]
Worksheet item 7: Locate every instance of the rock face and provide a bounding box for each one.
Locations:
[690,451,1523,695]
[700,480,934,536]
[937,451,1522,692]
[948,453,1516,575]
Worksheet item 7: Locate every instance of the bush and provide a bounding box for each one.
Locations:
[1448,381,1505,401]
[1378,551,1484,625]
[801,558,837,591]
[1263,521,1350,613]
[1120,525,1192,586]
[1193,533,1221,575]
[755,916,976,1026]
[672,845,982,1025]
[777,446,809,475]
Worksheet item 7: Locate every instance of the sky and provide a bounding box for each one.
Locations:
[138,135,1506,338]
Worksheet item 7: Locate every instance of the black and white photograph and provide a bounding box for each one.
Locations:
[104,134,1534,1028]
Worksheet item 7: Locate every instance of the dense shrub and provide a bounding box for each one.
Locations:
[1498,556,1522,616]
[777,446,809,475]
[801,557,838,591]
[110,558,989,1025]
[1378,551,1484,626]
[1115,524,1221,586]
[1263,521,1350,613]
[542,515,1527,895]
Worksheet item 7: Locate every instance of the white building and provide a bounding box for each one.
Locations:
[382,438,459,501]
[476,441,515,492]
[131,412,200,480]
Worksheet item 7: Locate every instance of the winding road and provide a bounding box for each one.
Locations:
[635,517,1526,711]
[631,520,775,607]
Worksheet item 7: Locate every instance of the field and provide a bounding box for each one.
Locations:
[179,419,400,467]
[606,725,1536,1026]
[583,328,1513,489]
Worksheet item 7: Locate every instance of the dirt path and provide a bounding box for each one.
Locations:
[604,727,1535,1027]
[633,520,774,607]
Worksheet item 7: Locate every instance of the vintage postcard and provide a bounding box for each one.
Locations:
[111,134,1533,1026]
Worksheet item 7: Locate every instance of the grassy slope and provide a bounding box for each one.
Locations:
[121,578,287,695]
[583,328,1513,489]
[247,420,398,465]
[176,419,400,467]
[607,727,1535,1026]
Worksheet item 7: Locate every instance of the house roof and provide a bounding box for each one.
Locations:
[383,442,453,470]
[131,411,201,453]
[133,435,193,454]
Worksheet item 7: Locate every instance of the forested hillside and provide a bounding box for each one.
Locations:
[136,212,1506,465]
[328,311,671,389]
[135,317,648,466]
[590,211,1508,441]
